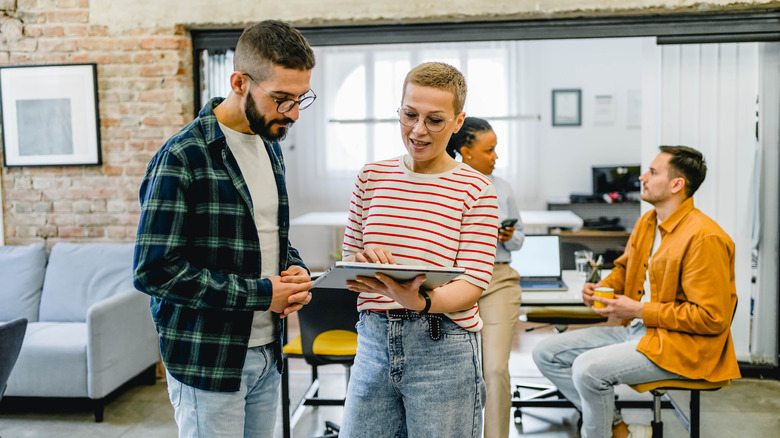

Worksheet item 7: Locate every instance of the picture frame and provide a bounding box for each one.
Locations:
[552,89,582,126]
[0,63,101,167]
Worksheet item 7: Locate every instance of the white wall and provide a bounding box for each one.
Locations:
[647,41,780,364]
[511,37,645,210]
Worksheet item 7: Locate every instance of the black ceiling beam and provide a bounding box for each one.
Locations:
[191,11,780,50]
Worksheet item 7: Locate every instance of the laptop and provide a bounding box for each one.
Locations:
[509,234,568,291]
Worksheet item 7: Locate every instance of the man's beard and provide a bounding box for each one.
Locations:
[245,91,294,141]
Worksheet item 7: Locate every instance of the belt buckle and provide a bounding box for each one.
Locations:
[385,310,402,321]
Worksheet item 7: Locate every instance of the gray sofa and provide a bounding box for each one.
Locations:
[0,242,159,422]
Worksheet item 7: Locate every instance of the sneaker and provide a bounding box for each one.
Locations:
[627,423,653,438]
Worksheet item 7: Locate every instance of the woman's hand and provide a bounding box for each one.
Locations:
[498,226,514,243]
[347,273,427,311]
[345,245,396,264]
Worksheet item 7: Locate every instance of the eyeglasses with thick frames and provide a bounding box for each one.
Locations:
[243,72,316,113]
[397,107,456,133]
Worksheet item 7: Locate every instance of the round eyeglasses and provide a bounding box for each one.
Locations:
[243,73,316,113]
[397,108,455,133]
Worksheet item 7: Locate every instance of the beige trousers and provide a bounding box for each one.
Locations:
[479,263,522,438]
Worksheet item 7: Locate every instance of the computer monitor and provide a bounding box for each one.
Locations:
[592,165,641,194]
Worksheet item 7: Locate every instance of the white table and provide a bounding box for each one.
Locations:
[290,210,585,267]
[290,210,583,230]
[290,211,348,227]
[520,211,583,232]
[521,269,611,306]
[521,270,588,306]
[290,212,349,257]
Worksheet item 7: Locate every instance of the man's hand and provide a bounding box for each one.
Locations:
[280,265,310,283]
[592,294,644,320]
[270,266,312,318]
[498,226,514,243]
[582,282,600,307]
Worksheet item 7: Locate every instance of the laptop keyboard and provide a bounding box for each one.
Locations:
[521,280,564,288]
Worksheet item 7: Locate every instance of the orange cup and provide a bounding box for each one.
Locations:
[593,287,614,309]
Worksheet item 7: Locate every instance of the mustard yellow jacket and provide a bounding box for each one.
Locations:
[601,197,740,382]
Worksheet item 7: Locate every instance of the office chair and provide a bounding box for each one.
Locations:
[281,287,359,438]
[513,307,608,424]
[0,318,28,402]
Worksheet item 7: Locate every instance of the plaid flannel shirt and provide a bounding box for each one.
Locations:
[133,98,306,392]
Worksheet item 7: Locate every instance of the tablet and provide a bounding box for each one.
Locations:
[311,261,466,290]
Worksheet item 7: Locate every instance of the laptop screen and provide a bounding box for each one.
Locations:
[509,235,562,278]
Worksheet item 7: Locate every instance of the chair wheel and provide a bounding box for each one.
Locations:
[513,390,521,398]
[514,409,523,423]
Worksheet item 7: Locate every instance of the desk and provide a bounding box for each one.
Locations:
[519,211,583,232]
[521,270,588,306]
[521,269,612,306]
[290,210,584,262]
[290,212,348,260]
[290,210,584,232]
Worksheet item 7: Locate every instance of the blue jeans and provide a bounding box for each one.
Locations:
[165,343,281,438]
[532,322,683,438]
[340,311,486,438]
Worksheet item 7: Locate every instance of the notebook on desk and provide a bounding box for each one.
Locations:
[509,234,568,291]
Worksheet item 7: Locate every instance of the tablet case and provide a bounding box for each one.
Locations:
[311,261,466,290]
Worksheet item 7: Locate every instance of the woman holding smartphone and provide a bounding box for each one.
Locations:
[446,117,525,438]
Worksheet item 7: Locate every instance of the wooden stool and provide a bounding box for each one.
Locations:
[629,379,731,438]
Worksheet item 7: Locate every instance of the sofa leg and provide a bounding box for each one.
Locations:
[94,399,105,422]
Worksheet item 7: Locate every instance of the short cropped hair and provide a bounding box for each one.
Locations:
[233,20,315,82]
[659,145,707,198]
[402,62,467,115]
[446,117,493,158]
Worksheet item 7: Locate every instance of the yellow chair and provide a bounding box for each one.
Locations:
[629,379,731,438]
[281,287,359,438]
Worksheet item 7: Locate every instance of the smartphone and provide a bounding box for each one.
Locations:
[500,218,518,229]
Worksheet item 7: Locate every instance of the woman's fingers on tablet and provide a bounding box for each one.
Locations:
[360,246,395,264]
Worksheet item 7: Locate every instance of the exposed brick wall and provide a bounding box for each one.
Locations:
[0,0,193,247]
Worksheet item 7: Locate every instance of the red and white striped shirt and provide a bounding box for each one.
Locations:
[343,156,499,332]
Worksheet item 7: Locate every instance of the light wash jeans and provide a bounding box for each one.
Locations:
[340,311,486,438]
[532,322,683,438]
[165,343,281,438]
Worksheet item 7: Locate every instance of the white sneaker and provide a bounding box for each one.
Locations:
[627,423,653,438]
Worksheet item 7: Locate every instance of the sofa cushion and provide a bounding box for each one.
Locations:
[38,243,135,322]
[4,322,89,397]
[0,242,47,322]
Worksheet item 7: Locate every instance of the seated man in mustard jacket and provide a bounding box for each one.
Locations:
[533,145,740,438]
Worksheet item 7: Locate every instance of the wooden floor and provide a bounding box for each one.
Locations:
[1,318,779,438]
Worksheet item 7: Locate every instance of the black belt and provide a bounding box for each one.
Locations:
[366,309,444,341]
[495,261,510,264]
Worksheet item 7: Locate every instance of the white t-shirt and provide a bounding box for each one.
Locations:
[220,123,279,347]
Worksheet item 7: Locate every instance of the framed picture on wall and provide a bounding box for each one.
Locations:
[552,89,582,126]
[0,63,101,167]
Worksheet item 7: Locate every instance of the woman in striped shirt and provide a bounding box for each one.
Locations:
[339,62,499,438]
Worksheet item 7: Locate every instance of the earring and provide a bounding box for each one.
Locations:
[467,155,472,159]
